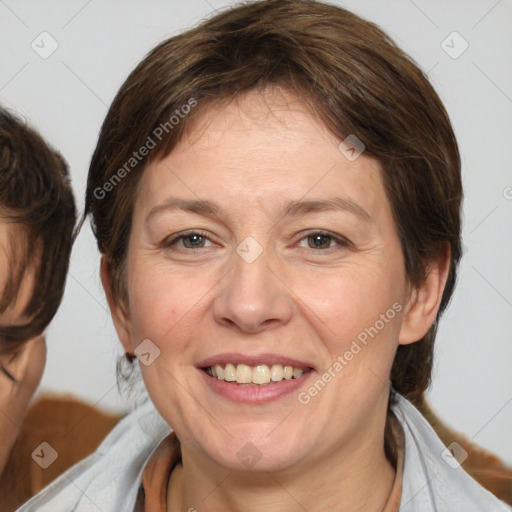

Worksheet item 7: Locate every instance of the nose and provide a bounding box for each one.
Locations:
[213,243,294,334]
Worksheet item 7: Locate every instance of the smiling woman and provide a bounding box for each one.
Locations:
[15,0,511,511]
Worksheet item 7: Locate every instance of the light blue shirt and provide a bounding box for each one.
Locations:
[16,393,512,511]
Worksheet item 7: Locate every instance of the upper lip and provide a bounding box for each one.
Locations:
[196,353,315,371]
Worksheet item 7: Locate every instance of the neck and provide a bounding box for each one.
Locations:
[168,411,397,512]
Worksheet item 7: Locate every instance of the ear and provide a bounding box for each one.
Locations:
[100,256,133,354]
[398,243,451,346]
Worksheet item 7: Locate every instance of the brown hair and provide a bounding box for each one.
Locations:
[84,0,462,405]
[0,107,77,354]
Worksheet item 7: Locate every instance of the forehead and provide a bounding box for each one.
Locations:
[136,88,387,223]
[0,220,16,289]
[0,219,36,324]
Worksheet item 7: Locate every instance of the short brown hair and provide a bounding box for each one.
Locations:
[85,0,462,402]
[0,107,76,353]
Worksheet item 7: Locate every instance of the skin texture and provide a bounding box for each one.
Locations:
[0,221,46,477]
[103,88,450,512]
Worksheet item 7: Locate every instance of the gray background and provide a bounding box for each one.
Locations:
[1,0,511,465]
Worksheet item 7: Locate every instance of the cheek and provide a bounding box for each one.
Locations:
[306,265,402,362]
[126,259,208,352]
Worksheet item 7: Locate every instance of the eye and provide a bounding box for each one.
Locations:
[297,231,351,252]
[0,363,17,383]
[162,230,215,250]
[162,230,351,254]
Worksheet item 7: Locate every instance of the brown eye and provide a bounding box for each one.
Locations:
[307,233,333,250]
[298,231,350,252]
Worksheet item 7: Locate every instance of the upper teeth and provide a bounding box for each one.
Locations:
[206,363,305,385]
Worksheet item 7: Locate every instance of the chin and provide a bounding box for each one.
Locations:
[202,430,310,473]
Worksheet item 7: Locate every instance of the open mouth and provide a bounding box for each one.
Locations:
[202,363,314,386]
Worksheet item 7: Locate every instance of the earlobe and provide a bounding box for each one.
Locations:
[398,244,451,346]
[100,256,133,354]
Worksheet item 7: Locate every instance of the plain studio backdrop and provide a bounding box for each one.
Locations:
[1,0,511,465]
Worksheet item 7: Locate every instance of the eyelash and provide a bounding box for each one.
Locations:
[0,363,17,383]
[162,230,351,254]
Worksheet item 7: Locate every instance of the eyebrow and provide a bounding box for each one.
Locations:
[282,197,371,221]
[146,196,372,224]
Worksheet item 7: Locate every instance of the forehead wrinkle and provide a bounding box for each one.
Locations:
[145,195,372,227]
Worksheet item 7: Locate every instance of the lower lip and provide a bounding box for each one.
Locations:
[198,368,315,404]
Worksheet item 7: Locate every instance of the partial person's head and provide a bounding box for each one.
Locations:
[0,107,76,472]
[87,0,462,472]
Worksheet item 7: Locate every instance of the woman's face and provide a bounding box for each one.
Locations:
[116,89,413,472]
[0,221,46,474]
